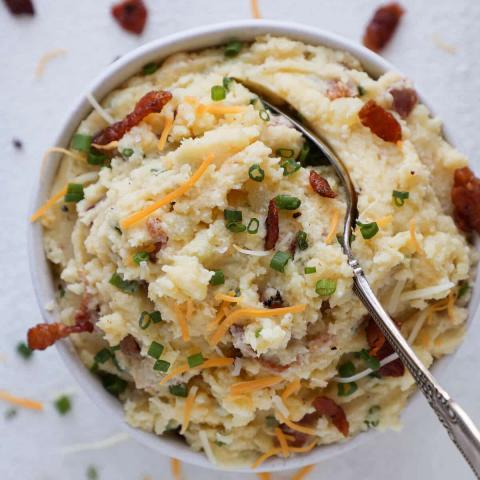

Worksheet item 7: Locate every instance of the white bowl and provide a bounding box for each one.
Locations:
[28,19,480,473]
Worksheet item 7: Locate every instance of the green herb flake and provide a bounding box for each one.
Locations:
[296,231,308,250]
[122,148,134,157]
[100,373,127,396]
[248,163,265,182]
[259,109,270,122]
[315,279,337,297]
[224,209,242,222]
[304,266,317,274]
[223,77,234,91]
[109,272,140,294]
[16,342,33,360]
[209,270,225,286]
[148,341,164,359]
[255,328,262,338]
[276,148,294,158]
[458,282,470,299]
[169,383,189,397]
[265,415,279,428]
[54,395,71,415]
[87,150,107,166]
[87,466,98,480]
[338,360,356,378]
[94,348,112,364]
[150,311,162,323]
[337,382,358,397]
[64,183,84,203]
[153,359,170,372]
[133,251,149,265]
[211,85,226,101]
[226,222,246,233]
[270,251,291,273]
[280,158,301,176]
[215,440,226,447]
[355,349,381,371]
[224,39,243,57]
[187,352,205,368]
[392,190,409,207]
[5,408,17,420]
[357,221,379,240]
[247,217,260,234]
[298,142,310,165]
[71,133,92,153]
[142,62,159,75]
[365,405,381,428]
[274,195,301,210]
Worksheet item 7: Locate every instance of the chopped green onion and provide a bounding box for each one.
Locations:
[265,415,279,428]
[355,349,380,371]
[458,282,470,299]
[109,272,140,294]
[215,440,226,447]
[280,158,301,176]
[270,251,291,273]
[338,361,356,377]
[364,405,381,427]
[87,150,107,166]
[122,148,134,157]
[357,85,366,97]
[392,190,409,207]
[139,311,151,329]
[169,383,189,397]
[274,195,301,210]
[315,279,337,296]
[142,62,159,75]
[223,77,234,91]
[248,163,265,182]
[357,221,379,240]
[87,466,98,480]
[153,359,170,372]
[54,395,71,415]
[64,183,84,203]
[336,233,356,248]
[71,133,92,152]
[224,39,243,57]
[187,352,205,368]
[304,266,316,274]
[133,251,149,265]
[209,270,225,285]
[337,382,358,397]
[297,142,310,165]
[5,408,17,420]
[295,231,308,250]
[148,341,164,359]
[259,109,270,122]
[94,348,112,364]
[247,218,260,234]
[226,222,246,233]
[211,85,226,101]
[224,209,242,222]
[150,311,162,323]
[255,328,262,338]
[276,148,294,158]
[16,342,33,360]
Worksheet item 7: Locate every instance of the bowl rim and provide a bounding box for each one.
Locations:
[27,18,479,473]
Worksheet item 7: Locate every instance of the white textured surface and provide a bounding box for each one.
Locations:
[1,1,479,479]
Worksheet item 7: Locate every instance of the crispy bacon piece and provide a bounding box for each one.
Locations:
[366,317,405,377]
[390,88,418,119]
[309,171,337,198]
[111,0,147,35]
[363,2,405,52]
[3,0,34,15]
[280,411,320,447]
[358,100,402,143]
[313,396,349,436]
[119,334,140,356]
[92,90,172,146]
[264,199,279,250]
[326,80,355,100]
[146,218,169,262]
[451,167,480,234]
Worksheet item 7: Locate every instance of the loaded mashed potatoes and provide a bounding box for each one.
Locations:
[29,36,477,466]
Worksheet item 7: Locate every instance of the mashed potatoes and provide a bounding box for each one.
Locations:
[39,36,475,466]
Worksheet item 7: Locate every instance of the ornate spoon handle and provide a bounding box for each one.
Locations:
[351,258,480,478]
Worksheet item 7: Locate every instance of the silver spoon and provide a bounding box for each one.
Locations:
[236,78,480,477]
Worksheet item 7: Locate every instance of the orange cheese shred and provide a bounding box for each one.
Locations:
[251,0,261,18]
[120,153,214,229]
[215,293,242,303]
[276,412,317,436]
[325,210,340,244]
[409,219,425,255]
[0,390,43,411]
[170,458,181,480]
[275,427,289,457]
[202,104,247,115]
[257,473,271,480]
[376,215,393,229]
[159,357,234,385]
[30,185,68,222]
[292,465,315,480]
[208,303,229,330]
[281,379,301,401]
[210,304,306,346]
[158,114,174,151]
[180,385,198,434]
[230,376,283,395]
[251,447,282,469]
[174,303,190,342]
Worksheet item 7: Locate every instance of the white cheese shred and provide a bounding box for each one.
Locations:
[86,92,115,125]
[233,244,270,257]
[400,282,454,302]
[387,278,407,314]
[335,353,399,383]
[272,394,289,417]
[60,432,129,454]
[199,430,217,465]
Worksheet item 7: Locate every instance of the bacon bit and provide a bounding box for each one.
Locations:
[145,217,168,261]
[3,0,34,15]
[313,396,349,436]
[358,100,402,143]
[258,356,289,372]
[309,171,336,198]
[111,0,147,35]
[264,199,279,250]
[362,2,405,52]
[452,167,480,234]
[390,88,418,119]
[119,334,140,356]
[262,290,284,309]
[92,90,172,146]
[325,80,355,100]
[366,317,405,377]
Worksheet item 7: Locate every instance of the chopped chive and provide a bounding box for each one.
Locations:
[270,251,291,273]
[209,270,225,285]
[265,415,279,428]
[87,150,107,166]
[392,190,409,207]
[295,231,308,250]
[122,148,134,157]
[338,361,356,378]
[211,85,226,101]
[109,272,140,294]
[281,158,301,176]
[304,266,316,274]
[337,382,358,397]
[226,222,246,233]
[224,209,242,222]
[5,408,17,420]
[142,62,159,75]
[274,195,301,210]
[357,85,366,97]
[259,109,270,122]
[336,232,356,248]
[255,328,262,338]
[64,183,84,203]
[94,348,112,364]
[87,466,98,480]
[100,373,127,396]
[16,342,33,360]
[458,282,470,299]
[114,225,122,235]
[187,352,204,368]
[153,360,170,372]
[169,383,189,397]
[148,341,164,359]
[315,279,337,296]
[355,349,380,371]
[139,311,152,329]
[365,405,381,427]
[276,148,294,158]
[150,311,162,323]
[297,142,310,165]
[247,218,260,234]
[224,39,243,57]
[54,395,71,415]
[71,133,92,152]
[357,221,379,240]
[248,163,265,182]
[215,440,226,447]
[133,251,149,265]
[223,77,234,91]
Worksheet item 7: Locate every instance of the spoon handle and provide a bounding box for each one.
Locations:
[351,257,480,478]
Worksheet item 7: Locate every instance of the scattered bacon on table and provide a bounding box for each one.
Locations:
[358,100,402,143]
[390,88,418,119]
[451,167,480,234]
[92,90,172,145]
[111,0,147,35]
[363,2,405,52]
[309,171,337,198]
[3,0,34,15]
[313,396,349,436]
[264,199,279,250]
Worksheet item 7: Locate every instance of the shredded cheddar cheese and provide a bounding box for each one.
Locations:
[173,302,190,342]
[210,304,306,346]
[215,293,242,303]
[180,385,198,434]
[44,146,85,164]
[197,104,247,116]
[158,114,174,151]
[159,357,234,385]
[0,390,43,411]
[325,210,340,244]
[121,153,214,229]
[275,427,289,457]
[230,376,283,395]
[30,186,68,222]
[91,141,119,150]
[35,48,67,78]
[292,465,315,480]
[376,215,393,228]
[252,448,282,469]
[257,473,271,480]
[281,379,301,401]
[276,412,317,435]
[208,303,229,330]
[170,458,181,480]
[251,0,261,18]
[409,219,425,255]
